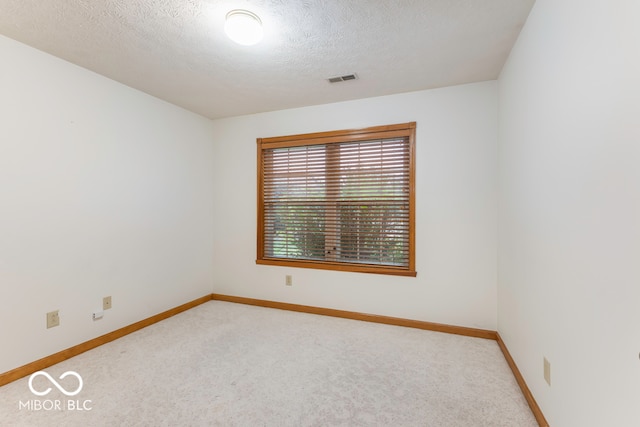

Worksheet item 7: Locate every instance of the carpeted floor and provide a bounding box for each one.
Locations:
[0,301,537,426]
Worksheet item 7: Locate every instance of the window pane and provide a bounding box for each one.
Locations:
[263,145,327,260]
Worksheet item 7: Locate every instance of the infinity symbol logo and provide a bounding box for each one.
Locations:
[28,371,83,397]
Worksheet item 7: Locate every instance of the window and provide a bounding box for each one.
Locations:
[257,122,416,277]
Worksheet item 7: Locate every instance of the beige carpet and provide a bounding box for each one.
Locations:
[0,301,537,426]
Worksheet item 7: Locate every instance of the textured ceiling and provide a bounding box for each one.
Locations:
[0,0,535,119]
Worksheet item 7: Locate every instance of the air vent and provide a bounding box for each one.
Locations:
[328,73,358,83]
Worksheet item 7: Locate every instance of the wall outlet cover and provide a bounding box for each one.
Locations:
[46,310,60,329]
[543,357,551,386]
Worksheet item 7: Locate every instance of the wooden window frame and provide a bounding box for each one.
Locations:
[256,122,416,277]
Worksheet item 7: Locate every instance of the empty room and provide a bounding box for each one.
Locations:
[0,0,638,426]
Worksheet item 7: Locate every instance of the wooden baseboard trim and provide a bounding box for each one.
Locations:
[210,293,497,340]
[496,333,549,427]
[0,294,212,387]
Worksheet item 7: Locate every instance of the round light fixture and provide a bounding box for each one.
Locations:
[224,9,263,46]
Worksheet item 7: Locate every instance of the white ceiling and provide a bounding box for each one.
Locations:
[0,0,535,119]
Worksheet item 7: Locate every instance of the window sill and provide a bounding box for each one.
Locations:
[256,258,417,277]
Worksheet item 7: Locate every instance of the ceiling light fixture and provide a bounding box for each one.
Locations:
[224,9,263,46]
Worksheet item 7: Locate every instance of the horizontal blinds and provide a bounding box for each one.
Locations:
[261,137,410,267]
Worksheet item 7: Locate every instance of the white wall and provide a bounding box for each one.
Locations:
[0,35,215,374]
[498,0,640,425]
[212,81,498,330]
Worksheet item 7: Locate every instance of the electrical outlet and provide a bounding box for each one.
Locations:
[285,275,292,286]
[103,296,112,310]
[46,310,60,329]
[543,357,551,386]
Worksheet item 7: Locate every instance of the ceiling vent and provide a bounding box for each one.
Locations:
[328,73,358,83]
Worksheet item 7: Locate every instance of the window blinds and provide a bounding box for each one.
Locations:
[261,138,410,267]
